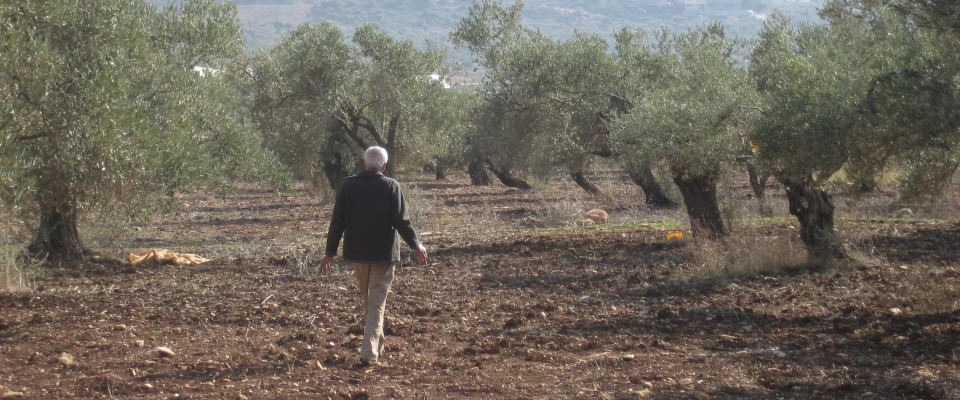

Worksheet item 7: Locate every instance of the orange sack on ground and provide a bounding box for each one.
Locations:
[127,249,209,266]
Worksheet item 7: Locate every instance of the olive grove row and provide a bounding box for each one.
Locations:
[1,0,958,264]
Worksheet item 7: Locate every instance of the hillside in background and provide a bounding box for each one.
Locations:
[151,0,823,64]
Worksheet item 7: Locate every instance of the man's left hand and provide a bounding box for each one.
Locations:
[319,255,334,274]
[415,244,429,265]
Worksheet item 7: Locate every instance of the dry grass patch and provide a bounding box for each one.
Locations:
[687,231,808,278]
[896,266,960,314]
[0,241,42,292]
[535,195,584,227]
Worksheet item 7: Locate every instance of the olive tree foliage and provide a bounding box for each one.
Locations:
[885,0,960,203]
[154,1,289,190]
[251,22,450,191]
[611,24,758,238]
[536,33,623,195]
[611,28,681,207]
[0,0,282,261]
[452,0,622,194]
[827,0,960,195]
[250,22,351,187]
[425,89,482,180]
[749,1,958,263]
[893,0,960,39]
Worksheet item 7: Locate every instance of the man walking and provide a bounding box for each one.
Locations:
[320,146,429,367]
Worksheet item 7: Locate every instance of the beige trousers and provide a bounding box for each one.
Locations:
[353,262,396,363]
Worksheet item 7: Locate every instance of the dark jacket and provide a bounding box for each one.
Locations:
[324,171,421,263]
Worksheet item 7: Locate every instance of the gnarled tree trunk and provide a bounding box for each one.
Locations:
[435,165,447,181]
[468,158,491,186]
[628,164,676,208]
[781,177,846,264]
[322,153,350,193]
[673,173,725,238]
[571,170,601,196]
[486,159,531,190]
[28,205,88,261]
[747,164,771,215]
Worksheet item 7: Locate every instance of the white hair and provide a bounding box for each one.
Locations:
[363,146,389,171]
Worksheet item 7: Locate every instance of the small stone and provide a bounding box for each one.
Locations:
[680,378,693,385]
[773,350,786,358]
[148,346,175,358]
[113,324,128,331]
[58,352,75,366]
[898,265,909,270]
[889,308,903,316]
[622,354,636,361]
[314,360,327,370]
[717,334,737,341]
[642,381,654,388]
[2,390,25,399]
[634,389,653,398]
[134,340,146,347]
[917,370,937,379]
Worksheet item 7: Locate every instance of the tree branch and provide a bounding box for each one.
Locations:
[17,130,56,142]
[0,115,12,133]
[260,92,302,116]
[332,111,369,150]
[356,114,386,145]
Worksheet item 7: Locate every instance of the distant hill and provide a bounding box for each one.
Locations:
[150,0,824,64]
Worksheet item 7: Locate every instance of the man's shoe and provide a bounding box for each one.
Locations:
[346,324,364,335]
[353,359,377,370]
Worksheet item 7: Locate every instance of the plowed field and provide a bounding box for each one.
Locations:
[2,174,959,399]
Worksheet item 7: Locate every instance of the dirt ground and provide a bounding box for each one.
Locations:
[2,173,960,399]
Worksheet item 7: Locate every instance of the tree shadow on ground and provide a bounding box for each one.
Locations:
[871,224,960,263]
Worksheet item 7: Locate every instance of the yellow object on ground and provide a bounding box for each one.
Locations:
[666,231,685,240]
[127,249,209,266]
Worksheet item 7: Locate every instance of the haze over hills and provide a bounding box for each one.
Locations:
[152,0,825,64]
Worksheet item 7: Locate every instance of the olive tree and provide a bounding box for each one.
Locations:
[252,22,450,189]
[451,0,538,189]
[612,24,758,238]
[453,0,680,201]
[0,0,279,261]
[612,28,683,208]
[474,32,621,193]
[750,2,958,262]
[751,13,871,262]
